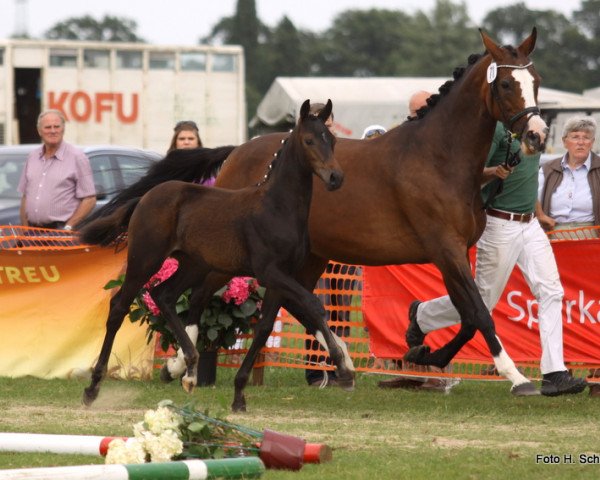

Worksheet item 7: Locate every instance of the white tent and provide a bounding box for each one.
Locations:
[250,77,600,152]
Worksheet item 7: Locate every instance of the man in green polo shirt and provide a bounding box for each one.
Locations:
[406,122,587,397]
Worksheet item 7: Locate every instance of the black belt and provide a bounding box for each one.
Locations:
[29,221,65,229]
[486,208,535,223]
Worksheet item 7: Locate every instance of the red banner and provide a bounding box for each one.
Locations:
[362,239,600,363]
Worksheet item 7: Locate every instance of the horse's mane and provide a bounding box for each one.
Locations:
[409,52,484,121]
[77,145,235,228]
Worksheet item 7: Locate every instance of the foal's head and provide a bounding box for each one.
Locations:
[294,99,344,191]
[480,27,547,155]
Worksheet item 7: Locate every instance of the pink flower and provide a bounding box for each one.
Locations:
[142,291,161,315]
[222,277,252,305]
[144,258,179,289]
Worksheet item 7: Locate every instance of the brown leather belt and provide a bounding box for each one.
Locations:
[29,221,65,229]
[486,208,535,223]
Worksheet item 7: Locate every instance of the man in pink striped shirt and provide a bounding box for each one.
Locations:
[18,110,96,230]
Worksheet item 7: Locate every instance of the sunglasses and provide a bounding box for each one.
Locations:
[175,120,198,130]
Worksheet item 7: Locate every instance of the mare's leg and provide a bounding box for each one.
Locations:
[83,257,164,406]
[151,256,210,394]
[405,234,534,392]
[160,272,232,382]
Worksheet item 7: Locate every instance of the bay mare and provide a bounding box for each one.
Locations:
[81,29,548,411]
[80,100,345,406]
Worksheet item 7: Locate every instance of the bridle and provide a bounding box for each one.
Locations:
[483,61,541,209]
[488,61,541,137]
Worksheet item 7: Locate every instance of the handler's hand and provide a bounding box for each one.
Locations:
[494,164,512,179]
[537,213,556,232]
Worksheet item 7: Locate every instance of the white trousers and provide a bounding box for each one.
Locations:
[417,215,566,374]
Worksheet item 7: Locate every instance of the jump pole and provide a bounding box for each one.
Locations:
[0,457,265,480]
[0,433,126,456]
[0,432,332,465]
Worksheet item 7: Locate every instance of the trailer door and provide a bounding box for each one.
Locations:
[14,68,41,144]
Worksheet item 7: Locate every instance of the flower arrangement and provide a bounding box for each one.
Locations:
[105,400,332,470]
[105,402,184,464]
[105,400,261,464]
[104,258,265,353]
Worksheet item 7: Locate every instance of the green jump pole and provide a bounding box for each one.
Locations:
[0,457,265,480]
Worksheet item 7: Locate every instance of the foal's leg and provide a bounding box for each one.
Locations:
[160,272,231,383]
[83,260,162,406]
[151,257,209,394]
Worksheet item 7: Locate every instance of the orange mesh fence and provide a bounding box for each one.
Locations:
[0,225,84,251]
[546,225,599,241]
[201,266,600,383]
[154,261,600,383]
[4,226,597,384]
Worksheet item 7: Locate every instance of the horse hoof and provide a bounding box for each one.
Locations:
[181,377,196,394]
[511,382,540,396]
[159,365,175,383]
[82,388,98,407]
[338,377,355,392]
[404,345,430,364]
[231,399,247,413]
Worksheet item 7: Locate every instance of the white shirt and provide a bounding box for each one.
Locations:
[538,153,594,223]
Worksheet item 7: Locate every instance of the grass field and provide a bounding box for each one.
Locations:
[0,368,598,479]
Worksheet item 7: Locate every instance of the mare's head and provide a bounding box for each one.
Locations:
[480,27,547,155]
[295,99,344,191]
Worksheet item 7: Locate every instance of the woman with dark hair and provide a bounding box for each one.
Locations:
[167,120,203,153]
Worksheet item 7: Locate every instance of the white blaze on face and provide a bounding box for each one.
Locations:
[512,68,547,143]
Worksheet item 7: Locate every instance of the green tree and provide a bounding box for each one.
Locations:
[204,0,266,124]
[403,0,480,75]
[573,0,600,87]
[44,15,145,42]
[264,17,313,80]
[315,8,414,76]
[309,1,479,78]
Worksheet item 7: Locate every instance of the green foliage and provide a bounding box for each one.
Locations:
[163,400,261,460]
[44,15,145,42]
[204,0,599,122]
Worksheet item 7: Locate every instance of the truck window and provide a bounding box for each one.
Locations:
[180,52,206,72]
[149,52,175,70]
[0,48,4,66]
[212,54,236,73]
[84,50,110,69]
[116,51,143,69]
[49,49,77,67]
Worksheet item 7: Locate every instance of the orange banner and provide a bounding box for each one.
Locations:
[363,239,600,364]
[0,244,154,379]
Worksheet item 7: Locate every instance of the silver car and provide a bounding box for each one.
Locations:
[0,144,162,226]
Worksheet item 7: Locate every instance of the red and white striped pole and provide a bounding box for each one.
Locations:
[0,433,127,456]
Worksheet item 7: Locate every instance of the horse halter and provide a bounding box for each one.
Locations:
[488,61,541,137]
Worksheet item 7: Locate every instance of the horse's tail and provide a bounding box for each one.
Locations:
[77,145,236,228]
[79,198,140,247]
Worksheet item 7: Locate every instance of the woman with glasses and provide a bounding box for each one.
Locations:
[537,116,600,398]
[168,120,203,153]
[537,116,599,238]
